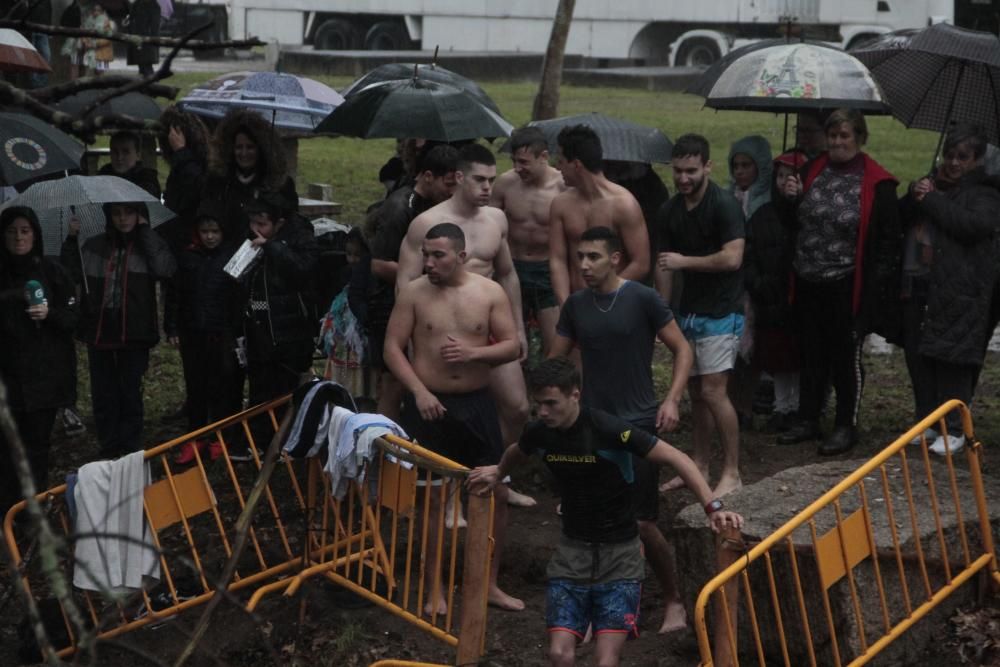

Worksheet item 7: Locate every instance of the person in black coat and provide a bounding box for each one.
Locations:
[125,0,160,75]
[206,109,299,242]
[61,201,177,458]
[234,190,318,459]
[899,124,1000,456]
[157,106,210,251]
[98,131,161,198]
[164,202,243,457]
[0,207,78,510]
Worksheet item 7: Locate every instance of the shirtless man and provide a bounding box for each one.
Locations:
[385,222,523,613]
[398,143,531,457]
[491,126,566,355]
[549,125,650,305]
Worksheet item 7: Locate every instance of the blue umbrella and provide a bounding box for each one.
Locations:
[179,71,345,131]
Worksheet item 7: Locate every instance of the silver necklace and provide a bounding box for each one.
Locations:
[592,282,625,313]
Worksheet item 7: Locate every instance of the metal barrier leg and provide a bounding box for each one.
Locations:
[455,494,492,666]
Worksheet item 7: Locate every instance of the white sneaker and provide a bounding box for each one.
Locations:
[929,434,965,456]
[909,428,937,445]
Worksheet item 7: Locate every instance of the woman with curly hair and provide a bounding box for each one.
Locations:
[207,109,299,239]
[158,106,211,250]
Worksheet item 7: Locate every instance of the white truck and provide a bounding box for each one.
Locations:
[227,0,960,65]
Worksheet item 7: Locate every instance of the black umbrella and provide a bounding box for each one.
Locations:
[499,113,673,164]
[53,90,163,122]
[316,78,513,142]
[341,62,502,114]
[0,113,85,187]
[851,23,1000,156]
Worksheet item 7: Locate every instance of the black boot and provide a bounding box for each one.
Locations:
[818,425,858,456]
[777,420,821,445]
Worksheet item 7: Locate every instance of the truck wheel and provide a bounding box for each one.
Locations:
[314,18,363,51]
[364,21,412,51]
[676,37,720,67]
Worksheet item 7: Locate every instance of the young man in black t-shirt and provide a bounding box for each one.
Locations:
[549,225,694,634]
[655,134,746,498]
[468,358,741,667]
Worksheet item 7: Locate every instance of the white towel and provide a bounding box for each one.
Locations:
[73,451,159,593]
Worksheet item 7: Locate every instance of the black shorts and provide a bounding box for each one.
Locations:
[401,387,504,468]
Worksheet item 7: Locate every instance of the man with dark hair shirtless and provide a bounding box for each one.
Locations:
[492,126,566,355]
[549,125,650,305]
[397,143,532,476]
[385,222,523,613]
[367,144,459,419]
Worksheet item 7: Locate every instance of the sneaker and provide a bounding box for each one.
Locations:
[226,445,262,462]
[909,428,937,446]
[173,440,203,465]
[929,433,965,456]
[61,408,86,437]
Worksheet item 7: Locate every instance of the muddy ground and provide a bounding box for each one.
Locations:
[1,350,998,666]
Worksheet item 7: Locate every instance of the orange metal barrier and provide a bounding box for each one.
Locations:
[694,400,1000,667]
[3,396,494,666]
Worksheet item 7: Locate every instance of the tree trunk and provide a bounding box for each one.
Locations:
[532,0,576,121]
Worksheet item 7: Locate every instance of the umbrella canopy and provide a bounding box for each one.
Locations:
[1,175,175,254]
[53,90,163,122]
[499,113,672,164]
[341,63,501,114]
[179,71,345,131]
[0,113,85,187]
[0,28,51,74]
[851,23,1000,145]
[316,78,513,142]
[688,40,888,114]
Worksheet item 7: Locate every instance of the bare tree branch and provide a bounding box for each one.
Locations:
[74,20,210,121]
[0,377,94,663]
[0,19,265,50]
[32,75,179,104]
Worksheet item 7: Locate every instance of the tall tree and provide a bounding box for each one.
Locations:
[532,0,575,121]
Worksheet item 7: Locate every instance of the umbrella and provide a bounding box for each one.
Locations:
[179,71,345,131]
[499,113,672,164]
[341,63,502,114]
[689,40,888,114]
[0,113,85,187]
[157,0,174,20]
[53,90,163,122]
[0,28,51,74]
[316,78,513,142]
[1,175,175,254]
[851,23,1000,150]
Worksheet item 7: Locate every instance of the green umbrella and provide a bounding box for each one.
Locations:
[316,78,512,142]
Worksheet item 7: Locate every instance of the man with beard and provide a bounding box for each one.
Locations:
[367,144,459,419]
[654,134,745,498]
[397,144,531,484]
[386,222,523,614]
[491,127,566,355]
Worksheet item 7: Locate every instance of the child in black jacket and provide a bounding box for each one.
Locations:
[164,204,243,463]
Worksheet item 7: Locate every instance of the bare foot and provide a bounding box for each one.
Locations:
[659,475,687,493]
[488,585,525,611]
[713,474,743,498]
[506,488,537,507]
[423,596,448,617]
[658,599,688,634]
[445,499,467,529]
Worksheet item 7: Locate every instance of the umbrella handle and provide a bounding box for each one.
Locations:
[78,241,89,295]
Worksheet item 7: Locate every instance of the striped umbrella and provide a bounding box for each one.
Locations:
[0,29,50,74]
